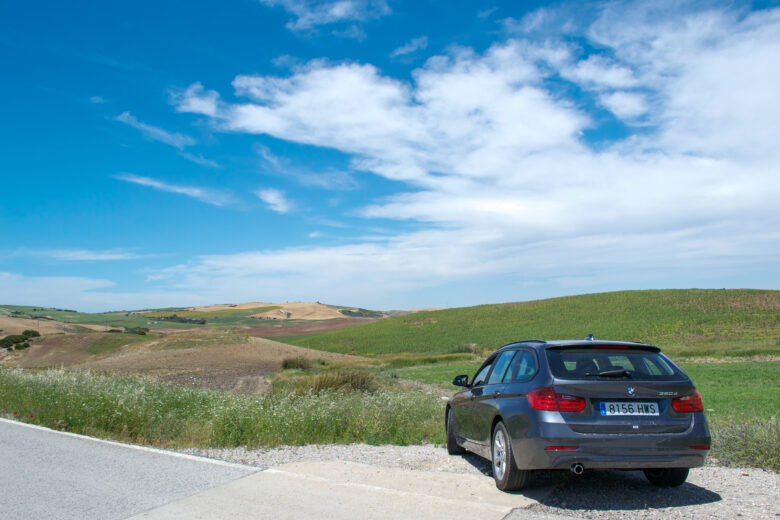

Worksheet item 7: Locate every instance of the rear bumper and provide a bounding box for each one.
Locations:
[528,450,708,470]
[510,412,711,471]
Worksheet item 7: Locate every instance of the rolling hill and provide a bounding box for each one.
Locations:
[276,289,780,357]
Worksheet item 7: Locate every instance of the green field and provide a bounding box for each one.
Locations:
[677,361,780,421]
[280,290,780,356]
[84,333,157,355]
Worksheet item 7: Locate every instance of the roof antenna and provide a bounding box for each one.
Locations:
[585,334,595,341]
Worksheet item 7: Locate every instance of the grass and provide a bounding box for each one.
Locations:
[709,418,779,471]
[396,360,483,389]
[677,361,780,421]
[0,368,445,448]
[282,356,314,371]
[84,333,154,356]
[675,361,780,469]
[279,289,780,356]
[291,370,379,394]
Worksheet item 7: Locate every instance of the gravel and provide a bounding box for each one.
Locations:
[182,445,779,520]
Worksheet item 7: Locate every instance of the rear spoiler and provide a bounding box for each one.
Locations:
[545,344,661,353]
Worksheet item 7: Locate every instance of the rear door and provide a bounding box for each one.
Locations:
[546,346,696,434]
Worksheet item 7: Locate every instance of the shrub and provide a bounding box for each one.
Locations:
[22,330,41,339]
[282,357,313,371]
[710,418,780,471]
[294,370,378,394]
[0,335,27,349]
[14,342,30,350]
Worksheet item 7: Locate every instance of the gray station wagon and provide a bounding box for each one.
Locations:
[445,337,711,491]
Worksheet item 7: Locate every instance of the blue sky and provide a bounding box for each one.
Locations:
[1,0,779,312]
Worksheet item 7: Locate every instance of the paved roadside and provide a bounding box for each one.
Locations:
[1,419,567,520]
[0,419,257,520]
[131,460,558,520]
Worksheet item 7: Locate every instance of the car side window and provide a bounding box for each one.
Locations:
[504,350,538,382]
[487,350,516,385]
[472,360,494,387]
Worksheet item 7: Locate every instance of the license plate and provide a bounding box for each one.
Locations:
[600,401,659,416]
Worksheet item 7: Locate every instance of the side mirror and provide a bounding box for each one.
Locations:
[452,374,470,387]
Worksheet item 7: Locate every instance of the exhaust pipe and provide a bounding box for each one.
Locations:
[570,463,584,475]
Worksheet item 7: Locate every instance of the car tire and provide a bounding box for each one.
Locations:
[643,468,689,487]
[491,421,528,491]
[446,409,466,455]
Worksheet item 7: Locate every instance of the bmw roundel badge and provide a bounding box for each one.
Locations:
[627,386,636,396]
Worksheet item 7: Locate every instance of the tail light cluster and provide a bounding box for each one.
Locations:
[528,387,586,412]
[672,390,704,412]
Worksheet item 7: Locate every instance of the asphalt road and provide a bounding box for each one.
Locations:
[0,419,257,520]
[1,419,570,520]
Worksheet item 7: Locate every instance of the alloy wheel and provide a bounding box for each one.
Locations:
[493,428,507,481]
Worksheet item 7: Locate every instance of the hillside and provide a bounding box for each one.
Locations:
[278,289,780,357]
[0,301,375,334]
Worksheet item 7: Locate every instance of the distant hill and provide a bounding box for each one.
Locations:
[278,289,780,357]
[0,301,379,335]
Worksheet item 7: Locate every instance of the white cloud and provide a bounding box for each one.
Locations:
[33,249,144,261]
[178,152,220,168]
[116,108,219,168]
[116,173,235,207]
[164,3,780,307]
[257,144,282,166]
[258,0,390,30]
[562,54,638,89]
[391,36,428,58]
[332,24,366,40]
[0,272,211,313]
[256,188,293,213]
[171,83,221,117]
[89,95,106,104]
[115,111,196,149]
[599,91,648,119]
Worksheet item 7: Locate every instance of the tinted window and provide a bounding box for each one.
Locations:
[487,350,516,385]
[504,350,537,382]
[472,360,494,386]
[546,349,681,381]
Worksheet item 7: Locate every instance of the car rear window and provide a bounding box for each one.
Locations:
[545,348,682,381]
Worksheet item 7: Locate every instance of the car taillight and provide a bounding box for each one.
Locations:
[672,390,704,412]
[528,387,586,412]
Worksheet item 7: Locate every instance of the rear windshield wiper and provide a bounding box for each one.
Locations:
[585,369,633,378]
